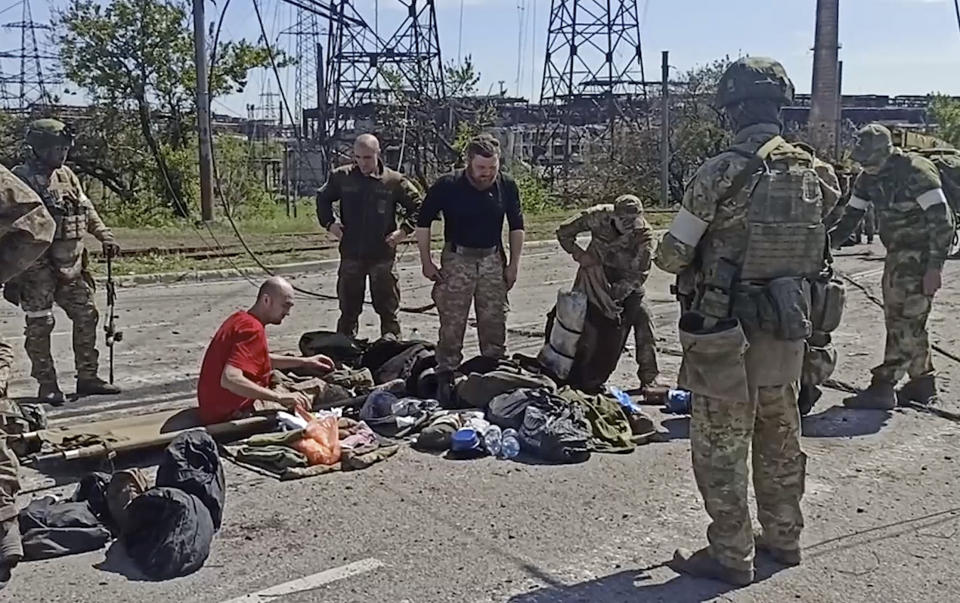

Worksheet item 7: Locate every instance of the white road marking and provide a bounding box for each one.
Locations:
[221,558,384,603]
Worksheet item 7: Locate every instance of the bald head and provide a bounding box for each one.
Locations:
[252,276,296,325]
[353,134,381,176]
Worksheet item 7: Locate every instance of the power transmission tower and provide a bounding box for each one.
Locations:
[280,9,323,135]
[0,0,61,109]
[539,0,647,171]
[323,0,446,175]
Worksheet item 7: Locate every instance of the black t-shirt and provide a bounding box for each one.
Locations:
[417,171,525,248]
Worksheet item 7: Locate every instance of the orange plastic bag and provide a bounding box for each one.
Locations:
[292,407,341,465]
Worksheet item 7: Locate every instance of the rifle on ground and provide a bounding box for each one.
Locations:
[104,251,123,383]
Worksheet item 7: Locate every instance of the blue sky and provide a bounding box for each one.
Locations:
[3,0,959,117]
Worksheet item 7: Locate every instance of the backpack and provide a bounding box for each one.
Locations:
[916,148,960,255]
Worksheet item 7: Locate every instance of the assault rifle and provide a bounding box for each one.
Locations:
[104,251,123,383]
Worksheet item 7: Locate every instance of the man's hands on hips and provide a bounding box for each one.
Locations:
[328,223,344,241]
[385,229,405,249]
[923,268,942,296]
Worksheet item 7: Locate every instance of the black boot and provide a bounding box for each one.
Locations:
[843,378,896,410]
[37,382,65,406]
[435,371,455,408]
[898,375,938,405]
[668,547,754,586]
[76,377,121,396]
[798,384,821,416]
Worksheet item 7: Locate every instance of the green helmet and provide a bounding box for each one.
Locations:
[715,57,795,108]
[851,123,893,168]
[26,118,75,150]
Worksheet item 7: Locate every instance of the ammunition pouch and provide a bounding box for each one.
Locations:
[695,258,739,320]
[678,312,750,402]
[734,276,812,341]
[810,276,845,333]
[802,331,837,386]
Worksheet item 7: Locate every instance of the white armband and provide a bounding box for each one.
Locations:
[917,188,948,210]
[667,208,709,247]
[848,195,870,211]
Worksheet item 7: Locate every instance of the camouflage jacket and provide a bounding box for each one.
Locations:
[13,161,113,278]
[316,162,422,260]
[655,123,841,283]
[831,149,953,270]
[0,163,53,283]
[557,204,654,300]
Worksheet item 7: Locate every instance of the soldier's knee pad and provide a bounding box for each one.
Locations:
[24,312,55,336]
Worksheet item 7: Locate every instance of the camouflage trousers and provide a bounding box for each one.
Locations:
[690,333,805,572]
[565,291,659,391]
[336,257,401,338]
[18,263,100,384]
[0,337,22,525]
[432,245,508,372]
[872,249,934,383]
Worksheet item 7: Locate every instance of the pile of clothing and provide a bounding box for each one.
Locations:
[296,332,657,464]
[18,431,225,580]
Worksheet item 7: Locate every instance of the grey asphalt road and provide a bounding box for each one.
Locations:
[1,241,958,603]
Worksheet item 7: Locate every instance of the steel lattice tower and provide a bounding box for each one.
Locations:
[0,0,61,108]
[292,10,322,129]
[324,0,445,137]
[540,0,645,103]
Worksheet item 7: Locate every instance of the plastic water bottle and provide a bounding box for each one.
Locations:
[609,386,642,414]
[483,425,502,456]
[500,428,521,459]
[665,389,692,414]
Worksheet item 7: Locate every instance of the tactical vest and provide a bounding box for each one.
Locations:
[696,137,825,340]
[14,165,87,279]
[738,138,825,281]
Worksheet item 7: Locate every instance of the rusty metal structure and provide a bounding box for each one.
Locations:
[538,0,648,170]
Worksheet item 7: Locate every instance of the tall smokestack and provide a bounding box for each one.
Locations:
[808,0,840,156]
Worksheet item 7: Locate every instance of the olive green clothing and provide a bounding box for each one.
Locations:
[316,162,422,261]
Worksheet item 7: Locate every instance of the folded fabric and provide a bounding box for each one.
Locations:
[19,498,111,560]
[557,387,635,453]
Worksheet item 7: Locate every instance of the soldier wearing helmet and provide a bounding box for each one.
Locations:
[655,57,841,585]
[831,124,953,409]
[4,118,121,405]
[552,194,662,393]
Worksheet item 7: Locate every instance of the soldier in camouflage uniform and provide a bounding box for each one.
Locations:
[4,119,121,405]
[655,57,840,585]
[316,134,422,339]
[555,194,661,392]
[416,135,525,403]
[0,161,55,588]
[832,124,954,409]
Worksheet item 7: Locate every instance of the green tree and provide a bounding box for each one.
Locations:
[931,95,960,148]
[57,0,280,216]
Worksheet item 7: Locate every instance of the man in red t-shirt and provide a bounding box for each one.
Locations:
[197,276,334,424]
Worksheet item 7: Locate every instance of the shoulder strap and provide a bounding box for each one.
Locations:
[717,135,784,203]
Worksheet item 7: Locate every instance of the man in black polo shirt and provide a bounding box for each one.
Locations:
[415,134,525,402]
[317,134,422,339]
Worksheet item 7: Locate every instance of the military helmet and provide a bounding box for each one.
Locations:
[613,194,643,215]
[26,118,75,150]
[851,123,893,168]
[715,57,795,108]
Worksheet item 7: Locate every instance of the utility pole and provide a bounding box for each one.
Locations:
[660,50,670,207]
[192,0,214,222]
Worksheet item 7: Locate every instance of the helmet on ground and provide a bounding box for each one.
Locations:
[26,118,75,150]
[715,57,795,109]
[851,124,893,169]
